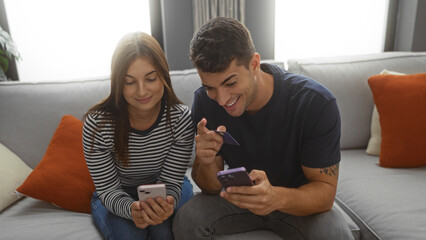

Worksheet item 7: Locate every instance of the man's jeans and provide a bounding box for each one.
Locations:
[91,176,193,240]
[173,194,354,240]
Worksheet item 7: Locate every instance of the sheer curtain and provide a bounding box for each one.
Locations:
[275,0,388,67]
[4,0,151,82]
[192,0,245,34]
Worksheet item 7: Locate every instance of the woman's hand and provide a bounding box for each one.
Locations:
[131,201,149,229]
[138,196,175,226]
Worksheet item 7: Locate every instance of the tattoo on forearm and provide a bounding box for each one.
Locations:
[320,164,339,177]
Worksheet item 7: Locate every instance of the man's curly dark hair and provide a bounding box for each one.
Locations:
[189,17,256,73]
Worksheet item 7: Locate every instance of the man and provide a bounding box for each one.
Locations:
[173,17,353,240]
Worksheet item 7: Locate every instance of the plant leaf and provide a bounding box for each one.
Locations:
[0,54,9,72]
[0,26,21,61]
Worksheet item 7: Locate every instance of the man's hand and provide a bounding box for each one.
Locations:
[195,118,225,166]
[131,196,175,228]
[192,118,226,194]
[220,165,339,216]
[220,170,279,216]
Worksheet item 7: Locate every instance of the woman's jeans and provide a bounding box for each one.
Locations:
[91,176,193,240]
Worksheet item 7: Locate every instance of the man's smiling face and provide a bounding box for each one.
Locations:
[198,59,258,117]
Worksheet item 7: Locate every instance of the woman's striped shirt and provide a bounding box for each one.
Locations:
[82,103,194,220]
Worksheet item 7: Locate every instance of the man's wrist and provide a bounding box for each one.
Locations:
[195,161,223,193]
[271,186,290,213]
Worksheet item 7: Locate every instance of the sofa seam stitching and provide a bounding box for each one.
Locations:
[335,197,382,240]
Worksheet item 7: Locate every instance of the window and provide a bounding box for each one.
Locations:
[275,0,388,66]
[4,0,151,82]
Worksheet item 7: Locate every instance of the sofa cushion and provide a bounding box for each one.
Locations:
[365,106,381,156]
[0,143,32,212]
[366,69,406,156]
[16,115,95,213]
[368,73,426,167]
[0,79,111,169]
[336,150,426,239]
[170,68,202,108]
[0,197,102,239]
[287,52,426,149]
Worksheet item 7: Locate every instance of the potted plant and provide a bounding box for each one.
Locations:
[0,25,21,81]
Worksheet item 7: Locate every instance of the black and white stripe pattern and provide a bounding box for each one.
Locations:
[83,103,194,220]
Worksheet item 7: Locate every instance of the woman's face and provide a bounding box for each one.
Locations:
[122,57,164,117]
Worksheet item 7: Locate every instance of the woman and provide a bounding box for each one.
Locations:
[82,32,194,240]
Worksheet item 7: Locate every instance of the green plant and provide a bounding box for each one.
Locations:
[0,25,21,74]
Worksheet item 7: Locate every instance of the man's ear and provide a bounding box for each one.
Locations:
[250,53,261,72]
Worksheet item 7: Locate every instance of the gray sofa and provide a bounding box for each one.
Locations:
[0,52,425,239]
[287,52,426,240]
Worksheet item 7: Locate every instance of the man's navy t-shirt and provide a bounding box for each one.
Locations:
[192,63,341,188]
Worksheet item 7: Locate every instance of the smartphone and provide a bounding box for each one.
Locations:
[217,167,253,189]
[137,183,166,202]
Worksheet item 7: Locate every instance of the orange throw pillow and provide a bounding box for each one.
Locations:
[368,73,426,168]
[16,115,95,213]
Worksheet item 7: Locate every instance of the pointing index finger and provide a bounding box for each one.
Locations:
[197,118,209,135]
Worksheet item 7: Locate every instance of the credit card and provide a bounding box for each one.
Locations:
[214,130,240,146]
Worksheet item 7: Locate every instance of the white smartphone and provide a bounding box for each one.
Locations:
[137,183,167,202]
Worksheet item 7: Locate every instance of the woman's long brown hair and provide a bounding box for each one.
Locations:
[84,32,182,167]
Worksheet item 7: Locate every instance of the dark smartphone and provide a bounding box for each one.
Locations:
[217,167,253,188]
